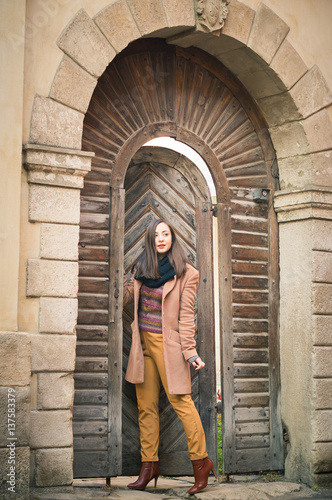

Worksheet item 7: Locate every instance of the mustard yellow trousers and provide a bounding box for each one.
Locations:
[135,330,207,462]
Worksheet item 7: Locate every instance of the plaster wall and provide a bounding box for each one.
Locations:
[0,0,25,331]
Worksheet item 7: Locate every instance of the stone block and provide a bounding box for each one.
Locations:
[312,151,332,187]
[238,67,285,100]
[0,333,31,386]
[275,188,332,223]
[29,184,80,224]
[30,96,83,149]
[271,40,307,90]
[313,251,332,283]
[0,447,29,500]
[39,297,78,334]
[57,9,115,78]
[303,109,332,154]
[291,66,332,119]
[218,46,266,78]
[30,410,73,448]
[126,0,167,36]
[313,284,332,315]
[28,170,85,189]
[35,447,73,487]
[277,155,313,191]
[313,347,332,378]
[23,144,93,189]
[313,443,332,474]
[0,387,30,447]
[314,472,332,487]
[248,3,289,65]
[313,379,332,410]
[27,259,78,298]
[40,223,79,261]
[270,121,309,159]
[31,334,76,372]
[38,373,74,409]
[162,0,195,29]
[313,219,332,252]
[50,56,97,114]
[170,29,242,55]
[313,315,332,346]
[24,144,93,175]
[258,91,302,127]
[222,0,255,45]
[94,0,141,53]
[313,409,332,442]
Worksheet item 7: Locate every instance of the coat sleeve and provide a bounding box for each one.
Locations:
[178,267,199,361]
[123,274,135,306]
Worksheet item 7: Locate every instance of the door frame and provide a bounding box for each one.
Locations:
[108,124,232,475]
[78,41,282,477]
[121,148,218,474]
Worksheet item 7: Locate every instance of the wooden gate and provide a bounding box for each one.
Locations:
[122,148,215,475]
[73,145,216,477]
[73,38,283,477]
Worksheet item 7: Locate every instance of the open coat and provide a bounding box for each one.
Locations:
[123,264,199,394]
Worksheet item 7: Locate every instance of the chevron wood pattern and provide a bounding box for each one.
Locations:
[122,160,199,475]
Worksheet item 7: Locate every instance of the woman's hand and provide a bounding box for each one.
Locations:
[192,357,205,371]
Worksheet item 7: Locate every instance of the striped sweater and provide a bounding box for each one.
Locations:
[138,284,164,333]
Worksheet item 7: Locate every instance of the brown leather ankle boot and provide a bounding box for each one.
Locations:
[127,461,160,490]
[188,457,217,495]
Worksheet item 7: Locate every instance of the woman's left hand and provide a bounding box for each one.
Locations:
[192,357,205,371]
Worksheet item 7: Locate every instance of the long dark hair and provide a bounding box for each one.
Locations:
[134,219,189,278]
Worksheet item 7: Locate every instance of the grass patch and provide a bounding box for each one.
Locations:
[217,414,222,474]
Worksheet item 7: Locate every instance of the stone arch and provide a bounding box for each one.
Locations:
[28,1,332,191]
[24,0,332,488]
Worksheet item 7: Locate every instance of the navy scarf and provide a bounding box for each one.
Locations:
[135,255,176,288]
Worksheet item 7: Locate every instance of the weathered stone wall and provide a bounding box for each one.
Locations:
[1,0,332,492]
[0,334,31,500]
[23,145,92,486]
[275,192,332,486]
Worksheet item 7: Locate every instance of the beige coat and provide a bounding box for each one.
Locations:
[123,264,199,394]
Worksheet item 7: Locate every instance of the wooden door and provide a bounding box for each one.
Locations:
[74,38,283,477]
[73,145,216,477]
[122,149,216,475]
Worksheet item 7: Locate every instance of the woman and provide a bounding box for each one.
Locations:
[123,218,216,495]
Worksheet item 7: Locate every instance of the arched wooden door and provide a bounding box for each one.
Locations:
[73,38,283,478]
[121,147,215,475]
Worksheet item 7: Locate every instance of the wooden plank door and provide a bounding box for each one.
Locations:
[73,145,217,477]
[122,151,217,475]
[75,38,283,477]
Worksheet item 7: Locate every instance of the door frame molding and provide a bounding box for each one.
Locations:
[108,125,234,473]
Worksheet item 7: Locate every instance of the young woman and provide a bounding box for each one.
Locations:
[123,218,216,495]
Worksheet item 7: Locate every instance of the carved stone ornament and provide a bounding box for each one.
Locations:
[196,0,230,33]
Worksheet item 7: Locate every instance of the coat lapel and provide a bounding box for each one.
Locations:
[163,275,177,300]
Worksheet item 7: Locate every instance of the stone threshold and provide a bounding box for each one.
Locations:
[29,475,332,500]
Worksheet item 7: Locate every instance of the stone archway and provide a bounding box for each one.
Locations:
[24,0,332,488]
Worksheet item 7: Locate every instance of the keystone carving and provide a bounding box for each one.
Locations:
[196,0,230,33]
